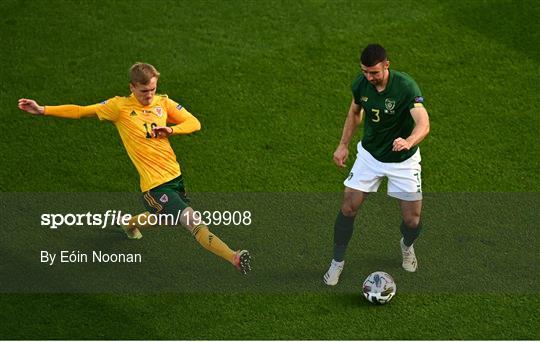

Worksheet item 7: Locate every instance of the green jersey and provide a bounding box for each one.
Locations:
[352,69,425,162]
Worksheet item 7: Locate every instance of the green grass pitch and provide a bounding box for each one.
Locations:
[1,0,539,339]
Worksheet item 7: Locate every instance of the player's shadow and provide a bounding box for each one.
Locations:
[331,293,376,308]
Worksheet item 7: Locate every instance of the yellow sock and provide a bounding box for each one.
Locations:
[192,225,235,264]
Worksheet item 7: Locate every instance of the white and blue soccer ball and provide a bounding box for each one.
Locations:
[362,271,396,304]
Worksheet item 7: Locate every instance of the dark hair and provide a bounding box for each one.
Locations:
[360,44,387,67]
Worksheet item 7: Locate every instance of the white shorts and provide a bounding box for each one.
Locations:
[343,142,422,201]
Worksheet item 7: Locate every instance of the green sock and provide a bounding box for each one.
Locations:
[400,221,422,247]
[333,211,356,262]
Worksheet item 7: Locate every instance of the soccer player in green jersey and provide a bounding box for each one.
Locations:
[324,44,430,285]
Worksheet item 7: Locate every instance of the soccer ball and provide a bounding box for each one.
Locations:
[362,271,396,304]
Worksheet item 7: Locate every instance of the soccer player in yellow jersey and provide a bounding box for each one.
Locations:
[18,62,251,274]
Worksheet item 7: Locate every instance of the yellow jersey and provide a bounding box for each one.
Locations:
[44,94,200,192]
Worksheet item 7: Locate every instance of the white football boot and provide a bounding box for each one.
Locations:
[233,250,252,275]
[323,259,345,286]
[400,238,417,272]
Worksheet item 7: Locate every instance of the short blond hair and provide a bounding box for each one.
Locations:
[130,62,160,85]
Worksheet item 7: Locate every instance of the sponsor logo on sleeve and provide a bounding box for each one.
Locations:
[100,100,107,104]
[414,96,424,103]
[176,104,183,110]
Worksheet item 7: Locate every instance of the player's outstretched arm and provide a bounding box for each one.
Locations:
[18,99,45,115]
[18,98,99,119]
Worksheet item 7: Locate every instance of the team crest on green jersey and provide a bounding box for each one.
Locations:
[385,98,396,114]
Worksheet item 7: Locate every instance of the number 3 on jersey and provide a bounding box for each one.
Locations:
[143,122,157,138]
[371,108,381,123]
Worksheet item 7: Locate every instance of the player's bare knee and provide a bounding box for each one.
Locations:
[403,216,420,229]
[179,207,197,232]
[341,202,359,217]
